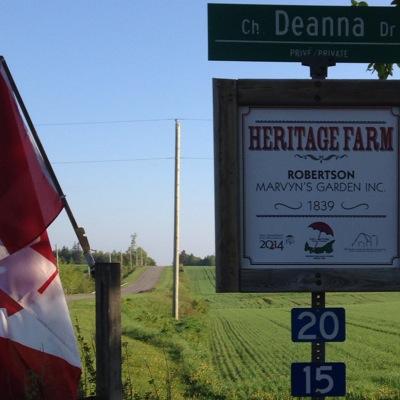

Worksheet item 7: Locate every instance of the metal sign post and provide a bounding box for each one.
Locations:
[311,292,326,400]
[310,62,328,400]
[307,60,341,400]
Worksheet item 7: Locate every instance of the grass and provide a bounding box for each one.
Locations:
[122,266,150,285]
[59,264,94,294]
[68,266,400,399]
[60,263,145,295]
[69,269,196,399]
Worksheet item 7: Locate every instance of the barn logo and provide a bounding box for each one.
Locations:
[344,232,385,254]
[351,232,378,249]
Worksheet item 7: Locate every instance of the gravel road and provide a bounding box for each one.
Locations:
[66,266,165,302]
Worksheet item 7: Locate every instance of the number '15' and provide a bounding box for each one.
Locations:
[303,365,334,395]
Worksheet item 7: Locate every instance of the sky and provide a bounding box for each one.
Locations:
[0,0,397,265]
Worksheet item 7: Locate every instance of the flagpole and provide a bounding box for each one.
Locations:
[0,56,94,267]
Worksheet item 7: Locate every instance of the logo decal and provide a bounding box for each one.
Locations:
[305,222,335,254]
[259,234,294,251]
[344,232,385,254]
[351,232,378,249]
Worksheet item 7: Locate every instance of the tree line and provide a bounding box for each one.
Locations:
[179,250,215,266]
[55,234,156,266]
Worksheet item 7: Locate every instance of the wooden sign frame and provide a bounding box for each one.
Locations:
[213,78,400,293]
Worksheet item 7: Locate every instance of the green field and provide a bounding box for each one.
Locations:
[68,266,400,399]
[188,267,400,399]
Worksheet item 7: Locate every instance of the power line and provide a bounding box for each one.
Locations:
[38,118,174,127]
[52,156,212,165]
[180,118,212,121]
[53,157,173,165]
[37,117,212,127]
[182,157,212,160]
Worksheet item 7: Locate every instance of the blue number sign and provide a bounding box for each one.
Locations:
[292,308,345,342]
[291,362,346,397]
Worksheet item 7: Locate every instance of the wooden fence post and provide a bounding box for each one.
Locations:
[95,262,122,400]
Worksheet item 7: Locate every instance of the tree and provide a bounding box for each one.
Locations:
[179,250,189,265]
[55,240,157,267]
[91,250,109,263]
[127,233,137,266]
[352,0,400,79]
[55,243,85,264]
[202,255,216,266]
[129,233,137,252]
[146,256,156,266]
[58,245,71,263]
[71,242,84,264]
[179,250,215,266]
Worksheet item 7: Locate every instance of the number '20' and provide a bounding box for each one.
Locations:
[298,311,340,341]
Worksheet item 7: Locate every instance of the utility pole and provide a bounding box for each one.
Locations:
[55,244,59,267]
[173,119,181,320]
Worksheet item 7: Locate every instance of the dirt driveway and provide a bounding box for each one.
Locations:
[67,266,165,302]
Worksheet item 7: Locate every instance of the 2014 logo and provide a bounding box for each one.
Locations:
[259,234,295,251]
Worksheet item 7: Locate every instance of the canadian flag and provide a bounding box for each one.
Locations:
[0,63,81,398]
[0,65,63,260]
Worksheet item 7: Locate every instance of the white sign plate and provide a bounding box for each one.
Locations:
[240,107,399,269]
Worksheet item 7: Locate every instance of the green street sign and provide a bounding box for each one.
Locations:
[208,4,400,63]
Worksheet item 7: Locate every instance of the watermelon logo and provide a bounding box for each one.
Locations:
[305,222,335,254]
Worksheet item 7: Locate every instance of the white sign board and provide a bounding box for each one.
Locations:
[240,107,399,269]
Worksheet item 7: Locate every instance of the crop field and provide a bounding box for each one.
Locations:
[68,266,400,399]
[187,267,400,400]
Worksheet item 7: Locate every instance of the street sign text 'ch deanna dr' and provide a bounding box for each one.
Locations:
[208,4,400,63]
